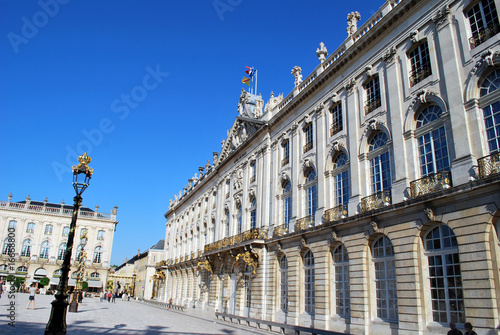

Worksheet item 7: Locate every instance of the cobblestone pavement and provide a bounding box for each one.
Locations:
[0,293,272,335]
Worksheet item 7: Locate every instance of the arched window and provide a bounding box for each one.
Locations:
[57,243,67,260]
[333,153,349,206]
[39,241,51,259]
[303,250,315,315]
[236,204,242,234]
[424,225,464,324]
[93,246,104,264]
[305,169,317,222]
[21,239,32,257]
[480,70,500,153]
[282,181,292,229]
[90,272,100,279]
[1,238,10,255]
[16,266,28,274]
[33,268,47,280]
[250,197,257,229]
[416,105,450,176]
[279,255,289,313]
[333,244,350,318]
[53,269,62,277]
[369,132,392,194]
[372,236,398,321]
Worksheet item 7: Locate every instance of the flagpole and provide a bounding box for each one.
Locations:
[255,70,258,96]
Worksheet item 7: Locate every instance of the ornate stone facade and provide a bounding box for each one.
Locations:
[158,1,500,334]
[0,194,118,293]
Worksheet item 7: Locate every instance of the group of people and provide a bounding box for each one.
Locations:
[448,321,478,335]
[100,291,116,303]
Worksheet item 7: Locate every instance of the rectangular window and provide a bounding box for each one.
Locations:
[409,41,432,86]
[282,141,290,166]
[307,185,317,217]
[26,222,35,233]
[62,227,70,236]
[250,161,256,183]
[8,220,16,230]
[97,230,105,240]
[44,225,53,235]
[303,124,313,153]
[330,103,343,136]
[467,0,500,48]
[371,152,391,193]
[364,77,381,114]
[336,170,349,206]
[283,196,292,228]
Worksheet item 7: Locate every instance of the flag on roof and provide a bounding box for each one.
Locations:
[241,77,251,86]
[245,66,255,78]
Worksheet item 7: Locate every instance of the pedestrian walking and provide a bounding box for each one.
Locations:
[447,322,463,335]
[107,291,112,302]
[464,322,477,335]
[99,291,103,302]
[27,283,38,310]
[112,292,116,303]
[0,279,4,298]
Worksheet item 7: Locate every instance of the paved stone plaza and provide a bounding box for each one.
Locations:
[0,293,271,335]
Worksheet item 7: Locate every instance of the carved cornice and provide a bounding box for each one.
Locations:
[432,5,450,28]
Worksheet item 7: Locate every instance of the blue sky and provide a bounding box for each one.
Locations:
[1,0,382,265]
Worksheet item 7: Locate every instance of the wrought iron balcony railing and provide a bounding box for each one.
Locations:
[303,142,313,153]
[478,152,500,179]
[360,190,392,212]
[364,98,381,115]
[330,123,342,137]
[273,224,289,238]
[469,23,500,49]
[324,204,348,223]
[296,215,314,232]
[281,157,289,167]
[409,171,452,198]
[204,227,268,253]
[409,66,432,86]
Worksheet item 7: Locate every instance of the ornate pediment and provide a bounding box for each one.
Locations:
[217,116,265,165]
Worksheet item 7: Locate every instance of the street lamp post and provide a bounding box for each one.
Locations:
[69,231,87,313]
[45,153,93,335]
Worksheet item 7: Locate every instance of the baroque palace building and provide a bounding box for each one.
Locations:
[156,0,500,334]
[0,193,118,293]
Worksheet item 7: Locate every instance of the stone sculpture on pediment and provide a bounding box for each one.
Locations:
[291,66,303,87]
[264,91,284,113]
[316,42,328,63]
[347,11,361,37]
[238,88,250,116]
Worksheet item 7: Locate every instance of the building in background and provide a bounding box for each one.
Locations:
[0,193,118,294]
[111,239,164,300]
[156,1,500,334]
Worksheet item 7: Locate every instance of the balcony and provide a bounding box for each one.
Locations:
[296,215,314,232]
[281,157,289,167]
[273,224,289,238]
[204,227,268,253]
[409,171,452,198]
[360,190,392,212]
[303,142,313,153]
[469,23,500,49]
[409,66,432,86]
[324,204,348,223]
[478,152,500,179]
[330,122,342,137]
[364,98,381,115]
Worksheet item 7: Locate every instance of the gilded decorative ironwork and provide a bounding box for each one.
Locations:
[478,152,500,179]
[235,251,258,274]
[409,66,432,86]
[409,171,452,198]
[303,142,313,153]
[364,98,381,115]
[296,215,314,231]
[324,204,348,223]
[330,122,342,137]
[197,260,213,277]
[469,23,500,49]
[273,224,289,237]
[204,228,268,253]
[360,190,392,212]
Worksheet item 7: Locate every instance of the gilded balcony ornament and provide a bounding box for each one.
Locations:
[273,224,289,237]
[478,152,500,179]
[324,205,348,223]
[197,260,213,278]
[296,215,313,231]
[409,171,452,198]
[360,190,392,212]
[235,251,258,274]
